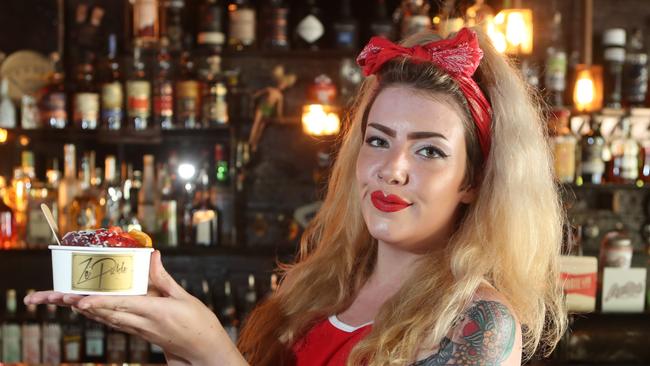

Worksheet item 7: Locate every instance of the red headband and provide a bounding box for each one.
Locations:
[356,28,492,160]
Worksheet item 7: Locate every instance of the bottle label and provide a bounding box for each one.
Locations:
[334,24,356,47]
[624,56,648,104]
[43,324,62,363]
[86,330,105,356]
[74,92,100,124]
[127,80,151,118]
[158,200,178,247]
[270,8,289,44]
[552,136,576,183]
[177,81,200,120]
[102,82,123,110]
[154,82,174,117]
[582,144,605,175]
[621,153,639,180]
[64,338,81,361]
[71,253,134,291]
[204,82,229,124]
[297,15,324,43]
[2,324,22,362]
[139,204,157,233]
[193,209,216,245]
[134,0,157,39]
[545,51,567,92]
[107,332,128,362]
[41,91,67,126]
[230,9,256,45]
[27,206,53,244]
[22,323,42,363]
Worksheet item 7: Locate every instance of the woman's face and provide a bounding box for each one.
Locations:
[356,86,476,252]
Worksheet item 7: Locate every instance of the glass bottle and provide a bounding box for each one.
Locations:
[603,28,626,109]
[71,151,103,230]
[138,155,158,234]
[0,177,17,249]
[176,51,201,129]
[106,326,128,363]
[0,76,16,128]
[84,318,106,362]
[39,52,68,129]
[42,304,62,364]
[1,289,21,362]
[578,115,605,184]
[22,289,41,363]
[550,108,576,184]
[157,164,178,247]
[154,37,175,129]
[26,179,58,248]
[545,12,567,108]
[608,115,639,184]
[293,0,324,50]
[202,55,229,127]
[228,0,256,51]
[101,155,122,227]
[623,28,648,107]
[126,39,151,131]
[21,93,40,129]
[162,0,185,52]
[58,144,80,234]
[191,165,219,246]
[262,0,289,50]
[369,0,395,40]
[119,164,142,232]
[197,0,225,55]
[61,307,83,363]
[220,280,239,342]
[73,52,100,130]
[101,34,124,131]
[132,0,159,48]
[332,0,358,50]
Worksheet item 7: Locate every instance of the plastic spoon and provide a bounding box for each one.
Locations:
[40,203,62,245]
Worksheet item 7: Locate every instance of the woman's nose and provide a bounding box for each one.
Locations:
[377,150,409,185]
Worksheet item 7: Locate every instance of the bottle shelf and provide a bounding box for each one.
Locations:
[562,182,650,192]
[221,48,357,60]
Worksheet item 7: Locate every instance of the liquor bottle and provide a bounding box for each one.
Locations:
[84,318,106,362]
[197,0,225,55]
[101,155,122,227]
[0,177,17,249]
[61,307,83,363]
[202,55,229,127]
[394,0,431,39]
[201,279,216,312]
[126,39,152,131]
[176,51,201,129]
[242,274,257,323]
[58,144,80,234]
[42,304,62,364]
[219,280,239,342]
[579,115,605,185]
[21,93,40,129]
[550,108,575,184]
[73,52,100,129]
[8,166,30,249]
[191,165,220,246]
[129,335,149,362]
[332,0,358,50]
[227,0,256,51]
[214,144,233,242]
[119,164,142,232]
[138,155,158,233]
[101,34,124,131]
[22,289,41,363]
[369,0,395,41]
[293,0,324,50]
[0,77,16,128]
[154,37,175,129]
[261,0,290,50]
[132,0,159,48]
[26,177,58,248]
[71,151,102,230]
[157,164,178,247]
[603,28,626,109]
[106,326,128,363]
[162,0,185,52]
[608,115,639,184]
[623,28,648,107]
[1,289,21,362]
[39,52,68,129]
[545,12,567,108]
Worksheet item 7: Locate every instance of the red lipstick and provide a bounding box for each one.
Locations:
[370,191,412,212]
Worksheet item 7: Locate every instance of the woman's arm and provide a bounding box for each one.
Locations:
[413,300,521,366]
[25,251,249,366]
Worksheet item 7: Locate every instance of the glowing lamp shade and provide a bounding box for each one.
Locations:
[573,64,603,113]
[302,104,341,136]
[0,128,7,144]
[492,9,533,55]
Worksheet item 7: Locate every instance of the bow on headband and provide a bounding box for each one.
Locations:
[356,28,492,160]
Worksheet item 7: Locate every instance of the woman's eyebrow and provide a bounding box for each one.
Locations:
[367,123,448,141]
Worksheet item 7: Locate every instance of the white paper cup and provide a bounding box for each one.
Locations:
[49,245,154,295]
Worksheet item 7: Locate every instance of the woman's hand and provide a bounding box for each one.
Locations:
[25,251,248,366]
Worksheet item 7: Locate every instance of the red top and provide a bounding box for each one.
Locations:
[293,315,373,366]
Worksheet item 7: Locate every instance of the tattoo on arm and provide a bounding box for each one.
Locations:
[412,300,516,366]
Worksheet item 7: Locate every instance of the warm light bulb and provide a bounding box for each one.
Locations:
[0,128,7,144]
[575,77,595,107]
[302,104,341,137]
[505,12,526,47]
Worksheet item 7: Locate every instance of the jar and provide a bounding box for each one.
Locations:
[605,236,633,268]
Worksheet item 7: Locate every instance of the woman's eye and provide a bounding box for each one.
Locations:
[365,136,388,148]
[417,146,447,159]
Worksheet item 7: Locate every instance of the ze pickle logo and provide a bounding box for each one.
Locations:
[71,253,134,291]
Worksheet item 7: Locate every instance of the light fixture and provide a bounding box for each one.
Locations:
[573,65,603,113]
[492,8,533,56]
[0,128,7,143]
[301,104,341,137]
[19,135,29,146]
[178,163,196,181]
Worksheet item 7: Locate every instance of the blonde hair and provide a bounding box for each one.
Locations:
[238,28,567,365]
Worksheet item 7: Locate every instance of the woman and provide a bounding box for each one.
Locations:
[26,28,567,365]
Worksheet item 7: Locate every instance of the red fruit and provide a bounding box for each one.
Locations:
[108,226,123,234]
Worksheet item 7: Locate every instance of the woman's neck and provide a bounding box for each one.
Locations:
[366,240,427,292]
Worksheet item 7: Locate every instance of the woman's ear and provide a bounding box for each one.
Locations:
[459,185,478,204]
